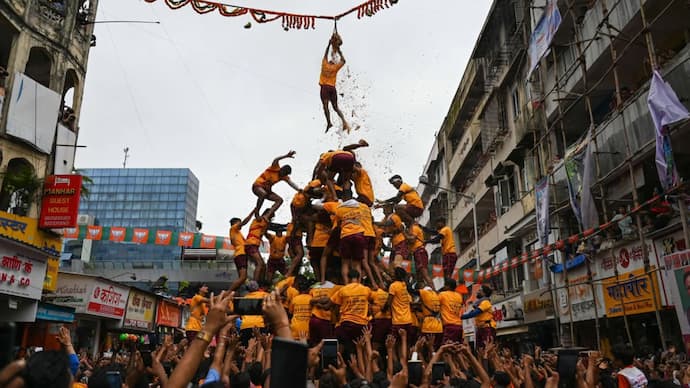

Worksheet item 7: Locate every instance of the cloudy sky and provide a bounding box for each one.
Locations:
[76,0,492,236]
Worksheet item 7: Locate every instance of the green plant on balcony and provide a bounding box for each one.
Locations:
[0,166,43,216]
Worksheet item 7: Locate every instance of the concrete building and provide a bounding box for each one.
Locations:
[421,0,690,350]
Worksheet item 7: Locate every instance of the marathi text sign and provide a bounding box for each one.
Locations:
[156,301,181,328]
[523,289,554,324]
[42,272,91,313]
[0,249,47,300]
[39,175,82,228]
[87,282,129,319]
[123,290,156,331]
[602,266,661,317]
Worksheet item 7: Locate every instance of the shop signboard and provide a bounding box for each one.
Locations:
[0,211,62,255]
[88,282,129,319]
[43,272,91,312]
[556,264,604,323]
[43,257,59,292]
[123,290,156,331]
[493,294,524,329]
[601,266,661,318]
[653,231,690,345]
[523,289,554,324]
[38,175,82,228]
[36,303,75,323]
[156,301,181,328]
[0,247,48,300]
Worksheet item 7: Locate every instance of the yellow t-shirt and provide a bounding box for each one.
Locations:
[267,234,287,259]
[438,290,464,326]
[389,214,406,246]
[371,288,392,319]
[310,286,335,321]
[319,150,350,167]
[323,201,366,238]
[290,293,313,339]
[359,204,375,238]
[240,291,269,330]
[330,283,371,326]
[245,218,268,246]
[399,182,423,209]
[474,299,496,329]
[185,294,206,331]
[439,226,456,255]
[292,179,322,208]
[311,222,331,248]
[388,281,412,325]
[229,223,246,256]
[419,289,443,334]
[319,59,344,87]
[353,168,374,203]
[254,165,285,188]
[408,224,425,252]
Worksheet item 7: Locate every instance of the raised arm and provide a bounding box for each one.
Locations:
[271,150,296,168]
[241,210,254,226]
[343,139,368,152]
[285,177,300,192]
[323,40,331,60]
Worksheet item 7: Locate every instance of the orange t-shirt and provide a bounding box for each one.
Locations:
[323,201,366,238]
[310,285,335,321]
[408,224,425,252]
[267,234,287,259]
[353,168,374,203]
[438,290,464,326]
[331,283,372,326]
[419,289,442,334]
[389,214,406,246]
[319,58,344,87]
[185,294,206,331]
[240,290,269,329]
[229,223,246,256]
[254,165,285,189]
[399,182,423,209]
[245,218,268,246]
[290,293,313,339]
[438,226,456,255]
[311,222,331,248]
[388,281,412,325]
[292,179,322,208]
[359,204,375,238]
[371,288,391,319]
[319,150,351,167]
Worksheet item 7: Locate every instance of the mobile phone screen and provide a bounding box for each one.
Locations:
[408,360,423,386]
[432,362,445,384]
[321,339,338,370]
[232,298,264,315]
[106,371,122,388]
[270,338,308,388]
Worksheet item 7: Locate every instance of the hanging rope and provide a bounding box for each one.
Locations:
[144,0,398,30]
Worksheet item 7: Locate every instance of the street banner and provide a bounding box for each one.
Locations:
[527,0,562,77]
[535,177,550,246]
[647,70,689,190]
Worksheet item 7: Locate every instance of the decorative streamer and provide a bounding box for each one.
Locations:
[145,0,398,30]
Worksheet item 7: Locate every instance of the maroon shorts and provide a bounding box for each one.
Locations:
[252,182,273,195]
[371,318,392,344]
[442,253,458,277]
[475,326,496,350]
[391,323,414,344]
[413,247,429,270]
[424,333,443,350]
[320,84,338,104]
[327,228,341,249]
[234,254,248,271]
[394,241,409,259]
[335,321,367,344]
[309,247,324,261]
[267,258,286,275]
[245,244,260,257]
[442,324,464,345]
[366,236,376,252]
[404,205,424,218]
[309,316,334,347]
[288,236,303,249]
[330,152,355,173]
[339,233,366,261]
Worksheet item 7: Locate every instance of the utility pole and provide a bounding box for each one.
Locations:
[123,147,130,168]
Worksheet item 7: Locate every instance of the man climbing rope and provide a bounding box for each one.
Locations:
[319,32,350,133]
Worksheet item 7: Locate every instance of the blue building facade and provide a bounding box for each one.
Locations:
[74,168,199,262]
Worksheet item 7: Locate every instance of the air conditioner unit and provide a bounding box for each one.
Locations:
[502,301,524,320]
[77,214,94,226]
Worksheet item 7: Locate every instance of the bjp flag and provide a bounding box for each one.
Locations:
[222,237,233,250]
[109,227,126,242]
[86,226,102,240]
[200,235,216,249]
[132,228,149,244]
[63,227,79,239]
[155,230,172,245]
[463,269,474,283]
[178,232,194,247]
[432,264,443,279]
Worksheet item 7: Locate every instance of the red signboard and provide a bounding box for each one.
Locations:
[156,300,181,327]
[39,175,82,228]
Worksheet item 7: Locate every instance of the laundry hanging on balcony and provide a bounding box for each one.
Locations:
[144,0,400,30]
